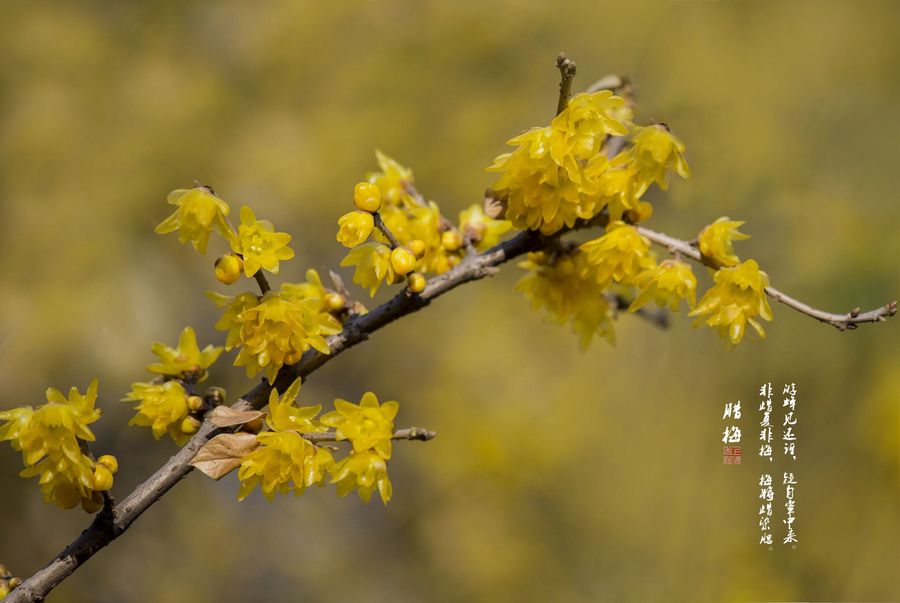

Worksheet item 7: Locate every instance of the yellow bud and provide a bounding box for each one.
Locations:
[242,417,264,434]
[97,454,119,474]
[463,221,487,242]
[409,239,427,259]
[181,416,201,435]
[187,395,205,412]
[8,577,20,589]
[337,210,375,247]
[92,465,114,491]
[353,181,382,212]
[407,272,426,293]
[447,254,461,268]
[390,246,417,275]
[214,254,244,285]
[205,386,226,405]
[325,292,346,312]
[441,230,463,251]
[285,350,303,365]
[81,492,104,513]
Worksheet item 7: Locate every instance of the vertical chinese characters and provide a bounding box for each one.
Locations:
[722,400,742,464]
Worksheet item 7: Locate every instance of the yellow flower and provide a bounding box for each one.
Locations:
[229,206,295,276]
[0,380,111,511]
[321,392,398,459]
[155,186,231,254]
[626,124,690,190]
[336,210,375,248]
[147,326,223,381]
[488,92,629,235]
[210,287,341,381]
[340,242,397,297]
[580,221,655,286]
[330,450,392,505]
[458,204,512,251]
[123,380,191,444]
[367,150,415,207]
[237,431,334,501]
[265,377,326,434]
[698,218,750,267]
[516,251,616,348]
[237,378,332,501]
[629,260,697,312]
[689,259,774,346]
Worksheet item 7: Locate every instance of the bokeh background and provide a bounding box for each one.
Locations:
[0,1,898,601]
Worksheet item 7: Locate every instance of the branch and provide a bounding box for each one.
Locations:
[6,228,550,603]
[555,53,577,115]
[636,226,898,331]
[305,427,436,444]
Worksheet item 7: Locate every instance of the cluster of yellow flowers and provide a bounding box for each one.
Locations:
[237,378,398,505]
[338,152,510,296]
[123,327,222,444]
[487,91,688,234]
[208,269,342,381]
[0,380,118,512]
[0,564,20,598]
[690,259,773,346]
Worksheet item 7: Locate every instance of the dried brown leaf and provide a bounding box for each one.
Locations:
[190,432,259,480]
[208,406,265,428]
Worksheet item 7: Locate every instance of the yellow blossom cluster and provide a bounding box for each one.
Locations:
[338,152,511,296]
[690,259,774,346]
[208,269,342,381]
[0,380,118,512]
[237,379,398,505]
[629,260,698,312]
[516,250,617,348]
[487,92,689,234]
[123,327,222,444]
[580,221,655,287]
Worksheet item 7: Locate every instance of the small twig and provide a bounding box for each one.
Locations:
[303,427,436,444]
[373,212,401,248]
[636,226,898,331]
[253,271,271,295]
[555,53,577,115]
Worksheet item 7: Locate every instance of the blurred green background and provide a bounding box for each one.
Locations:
[0,1,897,601]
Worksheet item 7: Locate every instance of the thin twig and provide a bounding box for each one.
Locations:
[253,271,271,295]
[373,212,401,249]
[636,226,898,331]
[555,53,577,116]
[304,427,436,444]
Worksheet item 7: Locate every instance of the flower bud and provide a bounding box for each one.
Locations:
[8,577,21,589]
[337,210,375,247]
[407,272,426,293]
[81,492,104,514]
[353,182,382,213]
[92,464,114,491]
[441,229,463,251]
[205,386,226,405]
[324,292,346,312]
[285,350,303,365]
[214,254,243,285]
[187,395,205,412]
[409,239,427,259]
[390,247,417,275]
[97,454,119,474]
[181,416,201,435]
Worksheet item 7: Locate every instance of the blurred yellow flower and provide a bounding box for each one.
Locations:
[336,210,375,248]
[123,380,191,444]
[229,206,295,276]
[698,217,750,267]
[331,450,392,505]
[321,392,398,459]
[340,242,397,296]
[689,259,774,345]
[580,221,655,286]
[459,204,512,251]
[367,150,415,207]
[155,187,231,254]
[630,259,697,312]
[516,251,616,348]
[146,326,223,381]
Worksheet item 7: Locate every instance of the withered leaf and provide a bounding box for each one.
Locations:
[208,406,265,428]
[190,433,259,480]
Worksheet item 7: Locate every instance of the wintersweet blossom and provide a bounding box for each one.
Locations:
[698,218,750,266]
[689,259,774,345]
[229,206,295,276]
[155,187,231,254]
[629,259,697,312]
